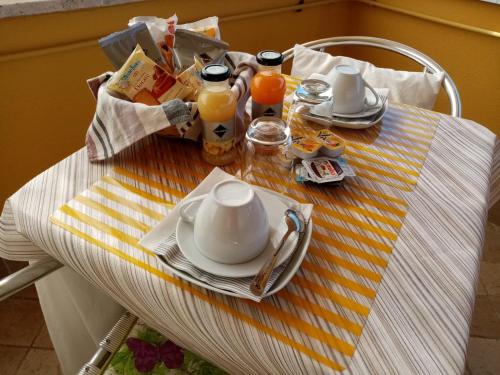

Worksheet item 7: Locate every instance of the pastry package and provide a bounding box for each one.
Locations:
[173,29,229,72]
[176,64,203,101]
[107,45,191,105]
[98,23,165,70]
[128,15,178,74]
[177,16,220,39]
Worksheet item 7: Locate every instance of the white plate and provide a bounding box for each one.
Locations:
[176,187,299,278]
[158,187,313,299]
[301,99,388,130]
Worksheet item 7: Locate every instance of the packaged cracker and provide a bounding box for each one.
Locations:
[99,23,165,70]
[173,29,228,72]
[178,16,221,40]
[107,45,190,105]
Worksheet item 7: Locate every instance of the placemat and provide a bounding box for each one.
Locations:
[50,77,440,372]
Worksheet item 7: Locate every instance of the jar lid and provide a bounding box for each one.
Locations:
[246,117,290,146]
[256,50,284,66]
[200,64,230,82]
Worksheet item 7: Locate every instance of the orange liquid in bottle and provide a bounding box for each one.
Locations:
[250,71,286,105]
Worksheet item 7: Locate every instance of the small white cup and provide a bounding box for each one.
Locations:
[326,64,379,114]
[179,180,269,264]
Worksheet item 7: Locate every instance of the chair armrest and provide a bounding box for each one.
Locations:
[0,257,63,302]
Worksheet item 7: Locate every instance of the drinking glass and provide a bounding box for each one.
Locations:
[240,117,293,194]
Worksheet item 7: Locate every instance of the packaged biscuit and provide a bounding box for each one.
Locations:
[177,64,203,101]
[178,16,221,39]
[107,45,190,104]
[173,29,228,72]
[99,23,165,70]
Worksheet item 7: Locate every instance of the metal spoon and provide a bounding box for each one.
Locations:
[250,209,306,296]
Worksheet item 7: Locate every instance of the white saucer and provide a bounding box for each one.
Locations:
[176,188,299,278]
[300,98,388,130]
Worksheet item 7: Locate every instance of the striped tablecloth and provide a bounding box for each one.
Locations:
[0,97,497,373]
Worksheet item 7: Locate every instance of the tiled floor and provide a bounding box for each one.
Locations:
[0,224,499,375]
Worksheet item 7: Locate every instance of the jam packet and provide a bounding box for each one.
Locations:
[99,23,165,70]
[107,45,190,105]
[315,129,345,158]
[291,135,322,159]
[300,157,356,184]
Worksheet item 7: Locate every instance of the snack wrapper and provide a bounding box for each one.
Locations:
[99,22,165,70]
[178,16,221,39]
[173,29,229,72]
[177,64,203,101]
[296,157,355,184]
[107,45,190,105]
[128,15,178,74]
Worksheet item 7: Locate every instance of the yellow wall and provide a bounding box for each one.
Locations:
[0,0,351,206]
[347,0,500,132]
[0,0,499,207]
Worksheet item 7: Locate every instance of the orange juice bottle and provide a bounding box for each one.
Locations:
[251,51,286,119]
[198,64,237,166]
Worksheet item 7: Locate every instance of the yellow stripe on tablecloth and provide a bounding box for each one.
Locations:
[301,260,376,299]
[246,299,356,355]
[383,120,436,137]
[354,171,413,192]
[312,232,388,268]
[277,290,363,336]
[313,210,397,241]
[345,159,418,185]
[293,276,370,317]
[345,142,426,164]
[344,151,420,177]
[102,176,173,205]
[113,167,190,197]
[59,205,155,257]
[74,195,151,233]
[308,246,382,283]
[310,216,392,253]
[346,183,407,206]
[250,171,405,221]
[49,217,345,372]
[251,160,407,216]
[90,185,166,221]
[380,129,433,146]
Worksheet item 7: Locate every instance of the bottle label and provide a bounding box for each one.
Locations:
[252,101,283,119]
[202,119,235,156]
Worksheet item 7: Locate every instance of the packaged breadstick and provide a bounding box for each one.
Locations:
[128,15,178,74]
[107,45,190,104]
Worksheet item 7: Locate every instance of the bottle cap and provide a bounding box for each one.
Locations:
[256,50,284,66]
[200,64,230,82]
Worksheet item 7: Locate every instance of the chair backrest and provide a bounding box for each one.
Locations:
[282,36,461,117]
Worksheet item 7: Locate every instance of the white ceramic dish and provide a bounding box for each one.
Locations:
[301,99,388,130]
[176,187,299,278]
[158,186,313,299]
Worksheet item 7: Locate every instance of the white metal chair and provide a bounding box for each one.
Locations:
[282,36,462,117]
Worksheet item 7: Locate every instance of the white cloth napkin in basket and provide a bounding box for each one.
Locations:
[140,168,312,302]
